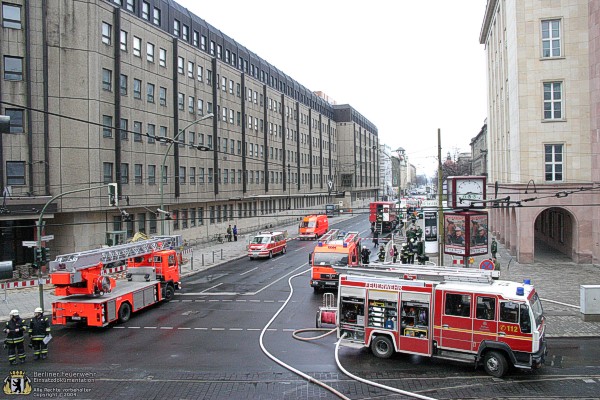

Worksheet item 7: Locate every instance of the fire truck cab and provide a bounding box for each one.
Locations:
[309,229,360,292]
[336,267,546,378]
[299,214,329,240]
[369,201,399,233]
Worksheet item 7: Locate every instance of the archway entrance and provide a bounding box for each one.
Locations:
[533,207,574,263]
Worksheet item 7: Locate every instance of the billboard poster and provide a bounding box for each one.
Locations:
[424,211,437,242]
[469,213,489,255]
[444,213,466,255]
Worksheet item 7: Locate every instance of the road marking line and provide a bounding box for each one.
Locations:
[235,300,247,302]
[144,327,157,329]
[178,327,191,330]
[194,327,208,330]
[127,326,141,329]
[160,327,173,329]
[221,299,232,302]
[264,300,274,303]
[212,328,225,331]
[113,326,125,329]
[230,328,243,331]
[201,282,223,293]
[181,299,193,302]
[240,267,258,276]
[247,328,260,331]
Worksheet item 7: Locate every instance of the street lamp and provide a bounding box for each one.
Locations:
[394,147,406,199]
[159,113,214,234]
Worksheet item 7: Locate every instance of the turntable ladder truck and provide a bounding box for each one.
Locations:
[49,235,183,327]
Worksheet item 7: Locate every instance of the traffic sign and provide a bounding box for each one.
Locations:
[22,241,38,247]
[479,259,495,270]
[41,235,54,241]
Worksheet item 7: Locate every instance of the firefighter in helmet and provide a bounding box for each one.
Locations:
[29,307,51,360]
[4,309,26,365]
[378,245,386,262]
[360,245,371,265]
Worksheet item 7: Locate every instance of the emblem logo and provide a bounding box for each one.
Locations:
[3,370,33,395]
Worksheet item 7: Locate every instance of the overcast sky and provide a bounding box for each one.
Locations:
[176,0,488,176]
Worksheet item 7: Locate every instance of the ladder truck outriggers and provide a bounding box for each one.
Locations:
[309,229,361,292]
[49,235,183,327]
[327,265,546,378]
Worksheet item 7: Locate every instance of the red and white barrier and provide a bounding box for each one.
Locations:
[1,278,51,290]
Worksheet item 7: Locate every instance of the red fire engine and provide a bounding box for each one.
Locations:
[369,201,399,234]
[49,236,183,327]
[309,229,361,292]
[334,266,546,377]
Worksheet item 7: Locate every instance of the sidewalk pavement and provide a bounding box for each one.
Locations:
[2,217,600,337]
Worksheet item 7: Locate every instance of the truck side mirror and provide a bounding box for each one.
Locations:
[309,252,313,264]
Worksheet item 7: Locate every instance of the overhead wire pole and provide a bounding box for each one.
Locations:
[437,128,444,266]
[159,113,214,235]
[36,184,108,311]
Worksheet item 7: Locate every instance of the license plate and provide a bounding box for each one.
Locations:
[71,316,81,320]
[325,281,336,285]
[253,252,259,256]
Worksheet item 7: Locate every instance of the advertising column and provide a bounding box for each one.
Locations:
[421,200,438,255]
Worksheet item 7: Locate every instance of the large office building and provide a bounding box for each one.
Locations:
[0,0,379,264]
[480,0,598,263]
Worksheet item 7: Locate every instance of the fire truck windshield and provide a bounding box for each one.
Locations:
[300,221,316,228]
[313,253,348,266]
[530,292,544,326]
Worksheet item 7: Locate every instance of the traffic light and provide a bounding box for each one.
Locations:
[34,247,43,263]
[41,247,50,263]
[108,183,118,206]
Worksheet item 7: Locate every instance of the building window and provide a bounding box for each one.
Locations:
[147,123,155,143]
[125,0,134,12]
[133,78,141,99]
[207,69,212,85]
[120,118,128,140]
[149,213,157,234]
[120,30,127,51]
[159,126,167,144]
[188,61,194,78]
[159,86,167,106]
[102,22,111,45]
[543,81,562,120]
[142,1,149,19]
[188,96,194,113]
[178,93,184,110]
[193,31,199,47]
[3,56,23,81]
[102,115,113,137]
[173,19,180,37]
[148,165,156,184]
[199,167,205,184]
[190,167,196,184]
[162,166,168,184]
[147,83,155,103]
[133,36,141,57]
[102,69,112,91]
[103,162,113,184]
[146,42,154,62]
[197,99,204,115]
[121,163,129,184]
[153,7,161,25]
[179,167,186,184]
[2,3,21,29]
[201,35,207,51]
[157,48,166,67]
[545,144,563,182]
[208,168,213,183]
[120,74,127,96]
[182,24,189,41]
[178,57,184,74]
[197,65,203,81]
[133,121,142,142]
[541,19,561,58]
[6,161,25,185]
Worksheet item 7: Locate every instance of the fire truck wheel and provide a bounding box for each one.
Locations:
[164,284,175,301]
[118,302,132,323]
[484,351,508,378]
[371,335,394,358]
[315,311,322,328]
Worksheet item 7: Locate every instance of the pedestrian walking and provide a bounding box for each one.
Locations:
[4,309,26,365]
[373,231,379,248]
[28,307,51,360]
[226,225,232,242]
[233,225,238,241]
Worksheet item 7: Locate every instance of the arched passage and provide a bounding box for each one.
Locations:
[533,207,575,262]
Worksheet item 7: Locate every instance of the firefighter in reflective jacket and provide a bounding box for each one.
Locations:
[29,307,51,360]
[4,309,26,365]
[378,245,386,262]
[361,246,371,265]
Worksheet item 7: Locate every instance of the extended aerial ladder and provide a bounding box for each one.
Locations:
[335,263,499,283]
[49,236,182,297]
